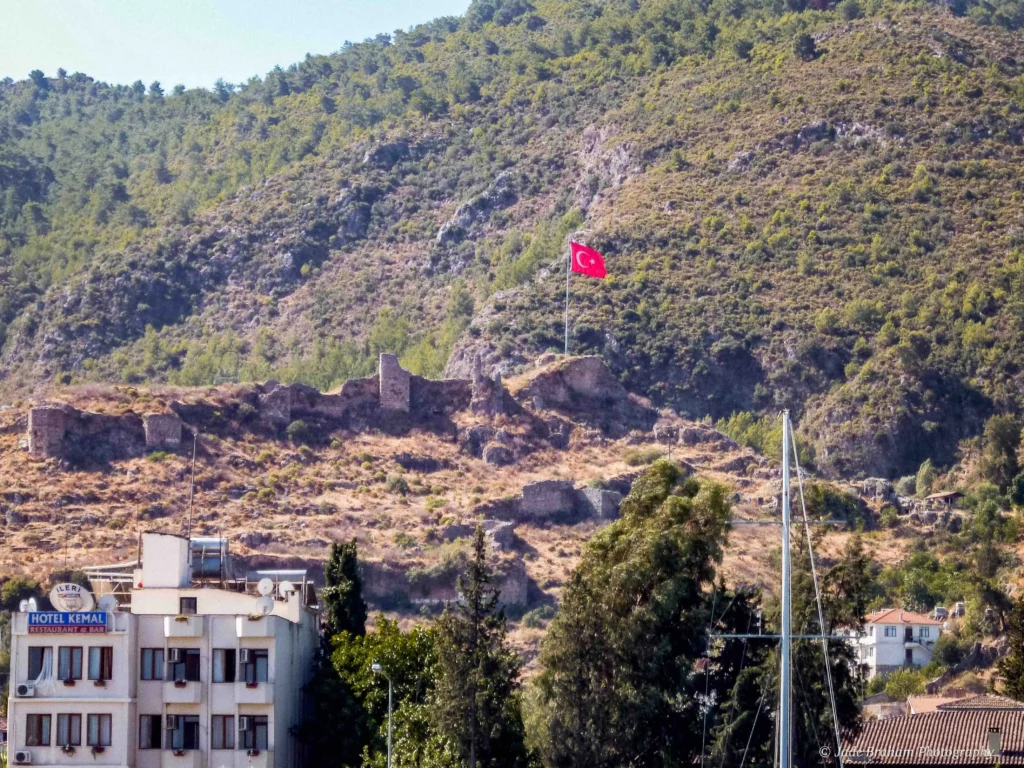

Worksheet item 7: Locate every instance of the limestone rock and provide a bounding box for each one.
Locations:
[484,520,516,550]
[577,487,623,520]
[239,531,273,549]
[482,443,514,466]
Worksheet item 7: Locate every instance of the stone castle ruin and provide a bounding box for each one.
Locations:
[25,353,654,468]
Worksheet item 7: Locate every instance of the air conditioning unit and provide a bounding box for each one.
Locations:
[238,716,251,731]
[168,648,183,663]
[15,682,35,697]
[165,714,178,730]
[13,750,32,764]
[239,648,252,664]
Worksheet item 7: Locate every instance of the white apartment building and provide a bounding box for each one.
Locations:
[7,532,320,768]
[856,608,943,678]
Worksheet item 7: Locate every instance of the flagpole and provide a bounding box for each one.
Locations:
[565,244,570,356]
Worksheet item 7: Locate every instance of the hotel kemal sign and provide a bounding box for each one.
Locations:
[27,610,109,633]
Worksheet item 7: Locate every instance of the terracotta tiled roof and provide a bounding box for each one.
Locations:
[845,711,1024,764]
[907,695,962,714]
[937,695,1024,711]
[865,608,944,626]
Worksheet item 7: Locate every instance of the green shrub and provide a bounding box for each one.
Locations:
[286,420,311,444]
[522,605,556,628]
[884,668,926,700]
[146,451,171,462]
[880,505,899,529]
[386,475,410,495]
[624,447,665,466]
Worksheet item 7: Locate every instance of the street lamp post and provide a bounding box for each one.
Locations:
[371,663,393,768]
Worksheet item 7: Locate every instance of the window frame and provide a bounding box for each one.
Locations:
[140,648,164,681]
[241,649,270,684]
[58,645,84,680]
[211,715,235,750]
[179,597,198,615]
[56,713,82,747]
[139,715,162,750]
[213,648,236,683]
[25,714,52,747]
[87,713,112,747]
[920,627,930,638]
[27,646,50,679]
[239,715,269,751]
[884,626,897,638]
[88,646,114,681]
[166,714,200,751]
[166,648,201,682]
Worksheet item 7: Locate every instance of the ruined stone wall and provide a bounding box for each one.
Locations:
[521,480,578,518]
[28,406,67,457]
[144,413,183,448]
[379,354,411,412]
[411,376,472,417]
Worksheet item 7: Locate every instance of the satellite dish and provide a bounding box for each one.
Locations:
[257,578,275,596]
[97,595,118,612]
[256,596,275,616]
[278,580,295,598]
[19,600,28,613]
[27,598,38,612]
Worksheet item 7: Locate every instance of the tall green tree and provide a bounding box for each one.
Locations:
[999,594,1024,700]
[322,538,368,638]
[980,414,1021,490]
[534,460,731,768]
[431,526,530,768]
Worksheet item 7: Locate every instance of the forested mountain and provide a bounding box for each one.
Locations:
[4,0,1024,478]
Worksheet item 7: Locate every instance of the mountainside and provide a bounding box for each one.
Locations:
[4,0,1024,479]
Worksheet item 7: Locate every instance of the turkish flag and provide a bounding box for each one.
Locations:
[570,241,607,279]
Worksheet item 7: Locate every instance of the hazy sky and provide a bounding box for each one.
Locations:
[0,0,472,89]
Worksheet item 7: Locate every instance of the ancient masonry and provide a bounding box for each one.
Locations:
[143,413,183,449]
[379,353,411,412]
[27,406,67,458]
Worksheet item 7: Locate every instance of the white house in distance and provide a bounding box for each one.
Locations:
[7,531,320,768]
[857,608,943,678]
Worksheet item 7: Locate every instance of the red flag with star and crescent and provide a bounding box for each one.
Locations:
[570,241,607,279]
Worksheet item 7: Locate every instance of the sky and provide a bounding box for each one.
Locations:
[0,0,472,89]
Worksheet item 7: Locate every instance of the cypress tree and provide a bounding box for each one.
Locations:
[431,526,529,768]
[322,538,368,638]
[999,595,1024,700]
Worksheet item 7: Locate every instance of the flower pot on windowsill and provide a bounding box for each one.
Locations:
[93,679,106,687]
[174,614,189,622]
[62,679,76,687]
[61,745,76,755]
[173,749,186,757]
[174,679,188,688]
[247,749,261,757]
[246,681,259,688]
[247,614,264,621]
[91,746,106,755]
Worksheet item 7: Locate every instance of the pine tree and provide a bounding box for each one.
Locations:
[322,538,368,638]
[534,460,731,768]
[999,595,1024,699]
[431,526,529,768]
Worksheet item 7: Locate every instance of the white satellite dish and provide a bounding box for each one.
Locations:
[27,598,38,612]
[256,596,275,616]
[257,578,275,596]
[97,595,118,612]
[278,580,295,598]
[19,600,28,613]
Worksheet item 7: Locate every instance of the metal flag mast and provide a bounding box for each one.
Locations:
[709,410,847,768]
[565,243,571,356]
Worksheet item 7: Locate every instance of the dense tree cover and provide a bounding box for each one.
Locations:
[323,538,369,638]
[532,460,731,766]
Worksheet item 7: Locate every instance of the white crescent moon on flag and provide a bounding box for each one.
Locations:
[574,250,593,270]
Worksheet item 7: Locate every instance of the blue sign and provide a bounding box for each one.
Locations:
[28,612,108,634]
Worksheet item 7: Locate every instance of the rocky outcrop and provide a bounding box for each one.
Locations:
[436,171,518,246]
[360,555,529,609]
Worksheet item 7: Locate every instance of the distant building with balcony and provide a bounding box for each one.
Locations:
[7,531,320,768]
[857,608,943,679]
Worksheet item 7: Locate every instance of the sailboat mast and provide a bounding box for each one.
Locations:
[778,410,793,768]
